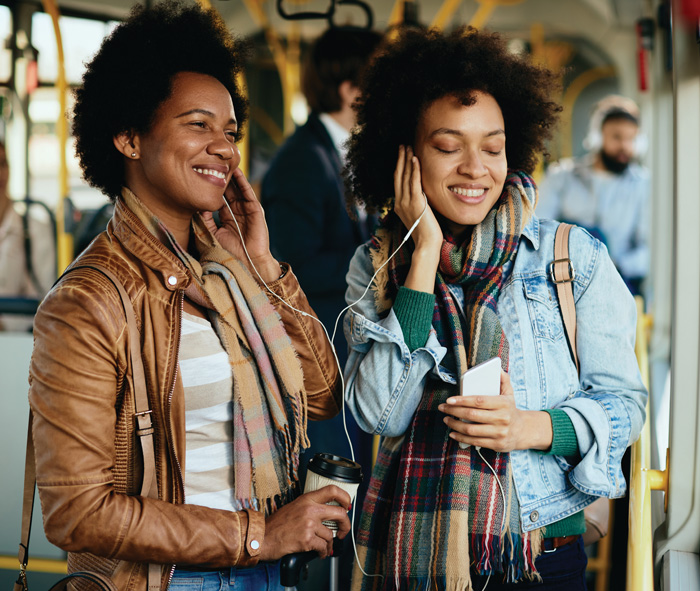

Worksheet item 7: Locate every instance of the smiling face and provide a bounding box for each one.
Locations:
[122,71,240,224]
[413,91,507,236]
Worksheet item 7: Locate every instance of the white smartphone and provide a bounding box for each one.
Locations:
[458,356,501,449]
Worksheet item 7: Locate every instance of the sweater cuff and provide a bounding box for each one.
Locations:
[544,409,579,458]
[393,286,436,352]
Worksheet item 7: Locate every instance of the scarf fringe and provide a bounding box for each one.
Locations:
[233,480,301,516]
[386,576,474,591]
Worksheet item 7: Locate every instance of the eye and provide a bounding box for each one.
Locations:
[225,130,238,141]
[190,121,207,129]
[434,146,458,155]
[485,150,503,156]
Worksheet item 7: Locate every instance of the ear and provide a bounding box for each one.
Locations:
[338,80,361,109]
[113,131,140,160]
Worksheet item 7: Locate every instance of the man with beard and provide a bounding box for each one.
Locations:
[537,95,650,295]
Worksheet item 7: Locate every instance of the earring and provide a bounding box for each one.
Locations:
[130,152,137,158]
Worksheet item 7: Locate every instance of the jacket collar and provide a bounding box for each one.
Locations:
[110,192,192,291]
[520,213,540,251]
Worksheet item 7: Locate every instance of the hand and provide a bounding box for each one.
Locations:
[200,168,281,282]
[438,371,553,452]
[393,146,442,253]
[258,485,352,561]
[394,145,442,293]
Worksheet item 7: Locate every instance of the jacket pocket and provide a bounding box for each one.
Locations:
[522,276,565,341]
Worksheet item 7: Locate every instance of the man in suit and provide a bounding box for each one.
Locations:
[261,26,382,591]
[263,27,382,346]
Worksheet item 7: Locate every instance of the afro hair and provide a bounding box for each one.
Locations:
[73,1,249,201]
[345,26,561,213]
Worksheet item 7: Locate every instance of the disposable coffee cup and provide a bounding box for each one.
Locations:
[303,453,363,534]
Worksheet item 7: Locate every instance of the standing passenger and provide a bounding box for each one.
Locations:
[262,26,382,359]
[29,4,350,591]
[0,140,55,331]
[537,95,650,295]
[343,28,647,590]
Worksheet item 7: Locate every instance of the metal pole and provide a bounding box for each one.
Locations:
[329,556,339,591]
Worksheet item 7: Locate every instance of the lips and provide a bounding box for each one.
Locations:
[449,186,486,198]
[193,166,229,188]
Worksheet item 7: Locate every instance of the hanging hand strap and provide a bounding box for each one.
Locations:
[17,264,160,591]
[550,223,580,375]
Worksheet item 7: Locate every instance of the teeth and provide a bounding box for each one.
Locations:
[194,168,226,179]
[450,186,485,197]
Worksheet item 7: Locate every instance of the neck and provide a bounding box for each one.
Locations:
[326,108,355,132]
[592,153,606,172]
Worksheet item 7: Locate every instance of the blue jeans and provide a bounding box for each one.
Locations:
[470,536,588,590]
[170,562,290,591]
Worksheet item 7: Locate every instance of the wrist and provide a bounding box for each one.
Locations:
[252,255,282,283]
[521,410,554,451]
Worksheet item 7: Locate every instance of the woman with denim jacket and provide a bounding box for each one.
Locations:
[342,27,647,591]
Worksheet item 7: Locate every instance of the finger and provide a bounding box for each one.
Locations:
[446,419,496,443]
[313,524,334,558]
[402,146,413,201]
[200,210,218,233]
[448,395,503,410]
[230,167,258,202]
[394,145,406,198]
[334,510,352,539]
[410,155,423,201]
[500,371,515,396]
[307,485,352,510]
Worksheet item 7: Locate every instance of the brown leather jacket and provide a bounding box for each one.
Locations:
[28,197,341,591]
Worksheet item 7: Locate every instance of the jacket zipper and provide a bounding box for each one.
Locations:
[163,290,184,590]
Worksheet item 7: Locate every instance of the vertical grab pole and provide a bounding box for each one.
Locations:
[40,0,72,273]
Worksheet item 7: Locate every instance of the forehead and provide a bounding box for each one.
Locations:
[160,71,236,117]
[417,92,504,133]
[601,118,638,135]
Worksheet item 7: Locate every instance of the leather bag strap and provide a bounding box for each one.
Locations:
[48,571,120,591]
[551,223,580,375]
[16,264,160,591]
[81,265,158,500]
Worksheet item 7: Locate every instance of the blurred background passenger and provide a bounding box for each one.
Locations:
[0,140,55,332]
[261,27,382,589]
[537,95,650,296]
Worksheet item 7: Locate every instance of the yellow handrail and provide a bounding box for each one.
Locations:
[41,0,72,274]
[627,297,668,590]
[0,555,67,574]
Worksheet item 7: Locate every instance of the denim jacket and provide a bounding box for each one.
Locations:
[343,216,647,532]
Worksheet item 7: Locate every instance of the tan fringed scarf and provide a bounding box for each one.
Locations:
[122,188,308,513]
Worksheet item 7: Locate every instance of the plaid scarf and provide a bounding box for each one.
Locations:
[352,172,542,591]
[122,188,308,514]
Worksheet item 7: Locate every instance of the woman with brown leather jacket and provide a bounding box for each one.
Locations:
[28,3,349,591]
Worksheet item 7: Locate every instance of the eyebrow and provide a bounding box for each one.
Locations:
[175,108,237,126]
[429,127,505,139]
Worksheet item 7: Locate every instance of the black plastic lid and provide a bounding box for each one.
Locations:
[307,453,363,484]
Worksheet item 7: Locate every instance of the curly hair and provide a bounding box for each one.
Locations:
[346,27,561,213]
[73,1,249,201]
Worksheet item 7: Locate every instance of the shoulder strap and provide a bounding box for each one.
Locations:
[17,264,159,591]
[551,223,580,375]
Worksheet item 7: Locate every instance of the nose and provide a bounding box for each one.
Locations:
[208,135,239,165]
[456,148,487,177]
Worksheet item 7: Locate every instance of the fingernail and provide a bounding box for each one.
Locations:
[348,503,352,511]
